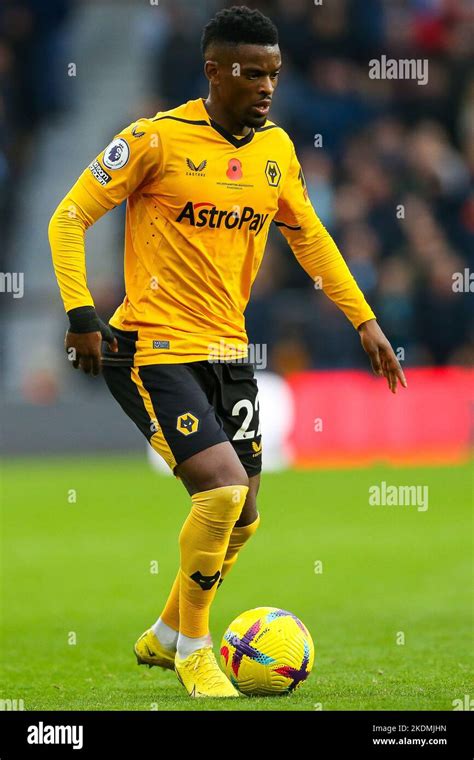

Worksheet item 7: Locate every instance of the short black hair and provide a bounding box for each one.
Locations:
[201,5,279,59]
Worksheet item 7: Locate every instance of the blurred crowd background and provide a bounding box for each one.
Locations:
[1,0,473,405]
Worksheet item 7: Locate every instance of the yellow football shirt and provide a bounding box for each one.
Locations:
[49,97,375,365]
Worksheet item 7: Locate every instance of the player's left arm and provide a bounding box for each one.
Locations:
[274,141,407,394]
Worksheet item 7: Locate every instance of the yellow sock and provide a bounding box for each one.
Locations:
[178,485,248,638]
[160,574,180,632]
[160,512,260,632]
[219,513,261,585]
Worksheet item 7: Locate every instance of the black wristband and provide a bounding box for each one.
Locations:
[67,306,101,334]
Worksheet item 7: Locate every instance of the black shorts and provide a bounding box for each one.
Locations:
[101,326,262,477]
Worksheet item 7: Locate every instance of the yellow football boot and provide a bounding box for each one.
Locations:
[174,646,240,698]
[134,629,175,670]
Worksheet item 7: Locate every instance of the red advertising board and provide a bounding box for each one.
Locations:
[286,368,474,467]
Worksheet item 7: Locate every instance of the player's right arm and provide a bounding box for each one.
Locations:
[48,119,162,374]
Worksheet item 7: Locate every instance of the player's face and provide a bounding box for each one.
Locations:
[209,44,282,129]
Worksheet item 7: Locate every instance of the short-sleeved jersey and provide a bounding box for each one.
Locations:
[68,97,374,365]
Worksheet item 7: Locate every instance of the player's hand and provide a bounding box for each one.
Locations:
[65,320,118,376]
[358,319,407,394]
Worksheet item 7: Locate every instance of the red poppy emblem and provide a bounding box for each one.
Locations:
[227,158,242,180]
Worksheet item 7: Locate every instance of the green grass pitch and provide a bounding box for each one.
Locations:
[1,456,472,711]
